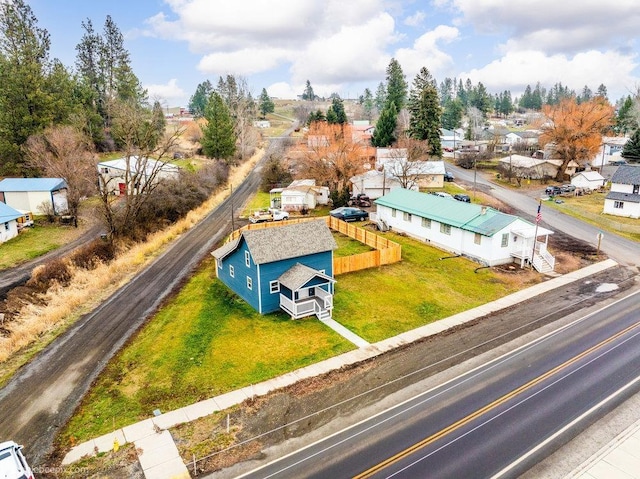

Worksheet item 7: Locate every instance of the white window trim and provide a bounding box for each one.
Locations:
[270,280,279,294]
[245,250,250,267]
[501,233,509,247]
[229,265,235,278]
[247,276,253,290]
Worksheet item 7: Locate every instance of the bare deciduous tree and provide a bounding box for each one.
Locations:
[25,125,97,226]
[381,136,430,190]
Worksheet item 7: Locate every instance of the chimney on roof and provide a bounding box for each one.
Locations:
[480,206,487,215]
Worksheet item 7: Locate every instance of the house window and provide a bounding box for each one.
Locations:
[245,250,250,267]
[614,201,624,209]
[440,223,451,235]
[4,222,9,231]
[270,280,279,294]
[403,212,412,222]
[100,167,109,174]
[474,233,481,245]
[391,208,397,218]
[246,276,253,290]
[501,233,509,247]
[634,184,639,195]
[421,218,431,228]
[229,265,235,278]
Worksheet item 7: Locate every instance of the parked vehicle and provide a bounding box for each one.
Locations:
[453,194,471,203]
[249,208,289,224]
[0,441,34,479]
[329,207,369,222]
[444,171,455,182]
[429,191,453,199]
[545,186,562,196]
[561,184,576,193]
[347,193,371,207]
[16,211,34,230]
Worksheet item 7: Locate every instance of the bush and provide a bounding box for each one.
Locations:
[70,240,116,270]
[28,258,72,290]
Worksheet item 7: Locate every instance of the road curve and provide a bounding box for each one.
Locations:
[0,158,264,465]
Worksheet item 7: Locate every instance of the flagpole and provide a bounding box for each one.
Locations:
[530,199,541,269]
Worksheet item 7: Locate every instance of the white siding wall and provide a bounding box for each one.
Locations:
[0,219,19,243]
[603,199,640,218]
[377,205,519,266]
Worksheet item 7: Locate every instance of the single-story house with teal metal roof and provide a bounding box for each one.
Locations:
[0,177,68,215]
[211,220,338,319]
[374,188,555,272]
[0,202,23,243]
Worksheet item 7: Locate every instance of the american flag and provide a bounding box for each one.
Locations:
[536,204,542,223]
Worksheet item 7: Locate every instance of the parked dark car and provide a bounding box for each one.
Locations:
[330,207,369,222]
[444,171,455,182]
[545,186,562,196]
[453,194,471,203]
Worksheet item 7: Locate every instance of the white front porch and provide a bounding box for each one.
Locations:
[279,286,333,320]
[511,226,555,273]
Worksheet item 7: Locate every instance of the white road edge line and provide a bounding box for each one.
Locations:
[236,289,640,478]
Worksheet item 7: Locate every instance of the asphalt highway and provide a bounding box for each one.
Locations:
[0,155,264,465]
[238,290,640,479]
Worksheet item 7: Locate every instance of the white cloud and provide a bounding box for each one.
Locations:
[395,25,459,81]
[198,48,292,77]
[145,78,187,104]
[404,10,426,27]
[460,49,639,101]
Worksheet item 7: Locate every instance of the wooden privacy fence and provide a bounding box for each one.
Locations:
[228,216,401,275]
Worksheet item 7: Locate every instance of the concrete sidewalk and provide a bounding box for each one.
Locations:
[61,259,620,477]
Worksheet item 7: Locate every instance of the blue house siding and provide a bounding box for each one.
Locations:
[257,251,333,313]
[216,240,260,311]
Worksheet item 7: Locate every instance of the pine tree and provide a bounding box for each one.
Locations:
[385,58,407,112]
[374,82,387,113]
[361,88,374,121]
[622,128,640,162]
[327,96,347,124]
[371,103,397,147]
[258,88,275,118]
[441,99,463,130]
[201,92,236,162]
[188,80,213,117]
[302,80,315,101]
[407,67,442,157]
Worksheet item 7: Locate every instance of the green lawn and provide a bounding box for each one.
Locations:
[62,261,354,444]
[546,191,640,242]
[333,232,520,342]
[0,223,86,269]
[62,231,527,444]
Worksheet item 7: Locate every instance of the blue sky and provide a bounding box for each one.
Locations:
[27,0,640,108]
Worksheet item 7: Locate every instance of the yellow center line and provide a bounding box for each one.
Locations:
[354,320,640,479]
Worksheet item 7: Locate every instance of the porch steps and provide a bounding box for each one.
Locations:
[533,254,554,274]
[316,309,332,321]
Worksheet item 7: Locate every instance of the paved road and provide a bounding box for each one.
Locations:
[0,157,265,465]
[237,290,640,478]
[448,164,640,267]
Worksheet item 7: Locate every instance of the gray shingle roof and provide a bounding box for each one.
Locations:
[211,220,337,264]
[278,263,335,290]
[610,165,640,185]
[605,191,640,204]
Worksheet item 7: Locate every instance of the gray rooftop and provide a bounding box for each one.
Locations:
[610,165,640,185]
[605,191,640,204]
[278,263,334,290]
[212,220,337,264]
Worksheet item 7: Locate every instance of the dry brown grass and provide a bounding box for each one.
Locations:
[0,149,263,367]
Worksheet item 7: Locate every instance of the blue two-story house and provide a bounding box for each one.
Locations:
[211,220,338,320]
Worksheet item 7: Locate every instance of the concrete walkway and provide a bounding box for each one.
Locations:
[567,419,640,479]
[62,259,620,478]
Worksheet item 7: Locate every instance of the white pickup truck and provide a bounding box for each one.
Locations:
[249,208,289,224]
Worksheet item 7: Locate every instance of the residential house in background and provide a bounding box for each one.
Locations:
[211,220,338,319]
[571,171,606,191]
[374,188,555,273]
[97,157,180,196]
[603,165,640,218]
[270,179,330,212]
[0,202,22,243]
[498,155,580,180]
[591,136,630,169]
[505,131,540,149]
[349,170,410,199]
[0,177,68,215]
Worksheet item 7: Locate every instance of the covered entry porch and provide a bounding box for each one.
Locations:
[511,225,555,273]
[278,263,335,320]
